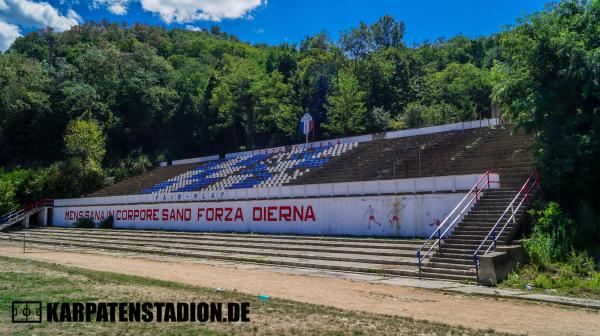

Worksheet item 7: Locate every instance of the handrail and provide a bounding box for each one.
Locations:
[472,170,539,281]
[0,199,54,225]
[416,171,499,273]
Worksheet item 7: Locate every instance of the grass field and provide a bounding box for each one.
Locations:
[0,255,512,336]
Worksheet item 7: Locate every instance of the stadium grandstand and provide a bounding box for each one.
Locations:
[0,118,537,283]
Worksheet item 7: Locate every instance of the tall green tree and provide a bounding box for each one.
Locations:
[492,0,600,243]
[210,56,297,150]
[424,62,492,120]
[64,119,107,167]
[0,53,52,164]
[322,69,367,135]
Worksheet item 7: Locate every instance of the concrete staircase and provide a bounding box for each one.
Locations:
[421,190,528,280]
[0,227,434,278]
[418,128,535,281]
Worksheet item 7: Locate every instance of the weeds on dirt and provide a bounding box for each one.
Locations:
[501,252,600,299]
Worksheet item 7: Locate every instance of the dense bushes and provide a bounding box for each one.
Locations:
[72,215,113,229]
[99,215,114,229]
[0,159,106,214]
[74,217,95,228]
[0,169,33,214]
[524,202,577,266]
[503,251,600,298]
[505,201,600,297]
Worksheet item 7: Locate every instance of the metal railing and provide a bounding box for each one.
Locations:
[472,170,539,281]
[0,199,54,228]
[416,171,499,273]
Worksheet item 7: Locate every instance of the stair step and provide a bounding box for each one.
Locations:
[438,247,487,255]
[417,271,476,281]
[428,256,474,265]
[441,243,490,250]
[425,262,473,270]
[421,266,476,277]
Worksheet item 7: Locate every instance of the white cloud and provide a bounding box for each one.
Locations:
[92,0,130,16]
[139,0,264,23]
[252,27,264,34]
[185,25,204,32]
[0,19,20,51]
[0,0,81,31]
[108,3,126,15]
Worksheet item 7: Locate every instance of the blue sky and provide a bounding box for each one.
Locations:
[0,0,550,51]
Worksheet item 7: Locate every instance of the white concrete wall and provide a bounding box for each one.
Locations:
[52,192,473,237]
[172,155,220,166]
[385,118,498,139]
[55,173,498,207]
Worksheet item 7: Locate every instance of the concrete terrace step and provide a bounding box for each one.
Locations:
[30,227,424,250]
[0,233,422,278]
[0,233,419,267]
[16,230,420,258]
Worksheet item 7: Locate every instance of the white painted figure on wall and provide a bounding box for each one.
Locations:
[364,204,381,230]
[387,201,406,235]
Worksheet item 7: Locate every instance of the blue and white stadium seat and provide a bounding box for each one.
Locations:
[140,142,358,194]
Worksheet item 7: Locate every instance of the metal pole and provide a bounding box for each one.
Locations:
[418,148,421,177]
[22,231,25,253]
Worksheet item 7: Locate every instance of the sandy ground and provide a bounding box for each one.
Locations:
[1,244,598,336]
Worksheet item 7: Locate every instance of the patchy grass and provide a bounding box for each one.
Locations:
[500,264,600,300]
[0,256,513,335]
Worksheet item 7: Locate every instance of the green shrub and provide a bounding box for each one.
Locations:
[106,167,128,183]
[0,168,38,214]
[128,155,152,176]
[526,202,576,265]
[99,215,114,229]
[74,217,96,228]
[533,273,553,289]
[523,230,553,268]
[34,159,105,199]
[565,250,595,277]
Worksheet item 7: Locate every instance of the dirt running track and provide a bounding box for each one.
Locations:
[1,244,598,336]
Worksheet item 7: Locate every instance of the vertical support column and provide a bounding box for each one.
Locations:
[42,208,49,226]
[24,215,30,229]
